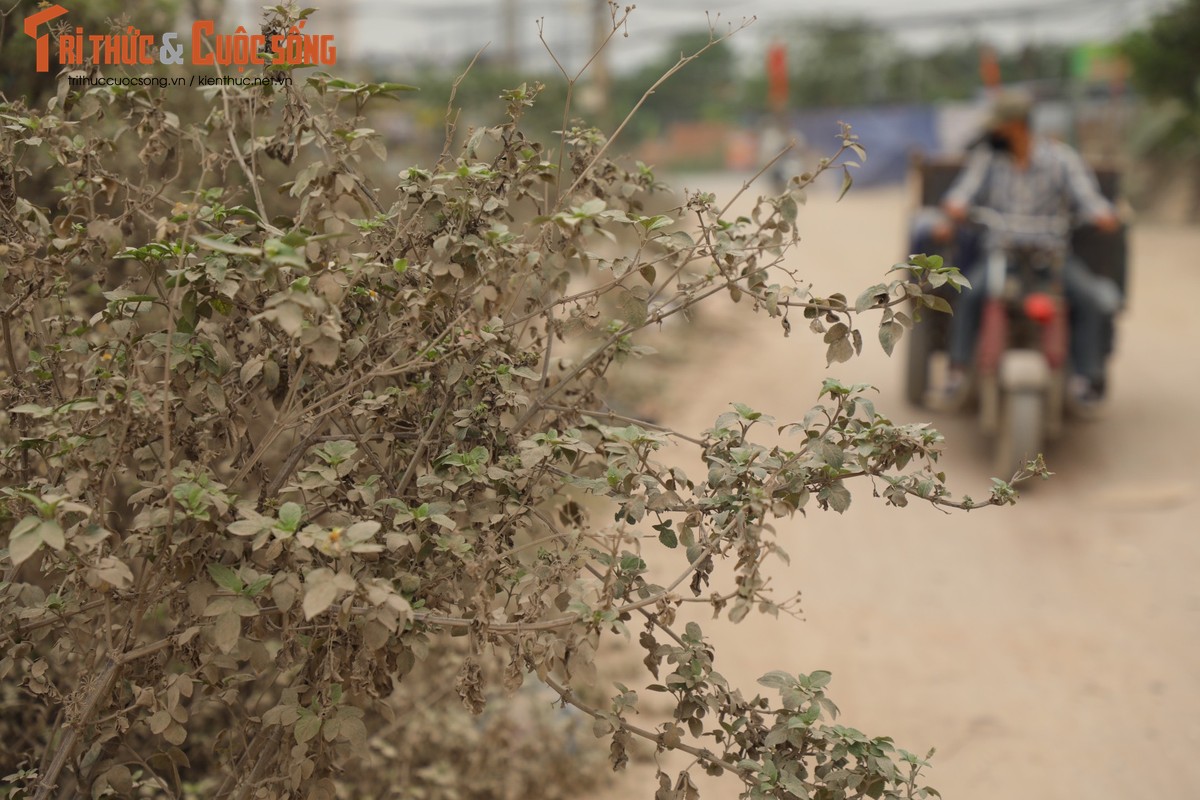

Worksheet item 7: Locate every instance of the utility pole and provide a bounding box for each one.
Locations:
[590,0,611,124]
[502,0,518,71]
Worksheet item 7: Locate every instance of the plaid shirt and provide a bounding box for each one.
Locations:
[944,137,1113,253]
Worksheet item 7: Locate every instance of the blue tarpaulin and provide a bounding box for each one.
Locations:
[790,105,940,187]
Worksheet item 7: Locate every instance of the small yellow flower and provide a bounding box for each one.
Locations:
[366,289,378,302]
[100,352,113,362]
[328,527,342,543]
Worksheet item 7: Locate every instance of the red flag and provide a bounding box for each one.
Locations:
[980,45,1001,88]
[767,42,788,111]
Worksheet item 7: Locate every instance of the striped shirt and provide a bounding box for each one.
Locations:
[944,137,1113,253]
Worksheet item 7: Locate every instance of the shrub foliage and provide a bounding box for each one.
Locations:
[0,7,1038,799]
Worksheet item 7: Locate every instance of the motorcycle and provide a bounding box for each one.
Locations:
[968,207,1069,478]
[903,155,1127,479]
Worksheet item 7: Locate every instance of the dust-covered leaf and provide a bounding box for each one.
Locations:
[879,320,903,356]
[213,610,241,654]
[8,516,43,565]
[294,713,322,744]
[90,556,134,589]
[303,572,340,620]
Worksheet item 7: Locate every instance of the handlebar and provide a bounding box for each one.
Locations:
[966,206,1008,233]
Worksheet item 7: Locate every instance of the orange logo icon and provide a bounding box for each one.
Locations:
[24,4,69,73]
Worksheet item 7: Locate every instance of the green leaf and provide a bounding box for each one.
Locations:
[277,502,303,532]
[619,554,646,573]
[280,230,308,248]
[636,213,673,232]
[819,378,849,397]
[837,164,854,202]
[798,704,821,724]
[207,563,244,593]
[923,295,953,314]
[733,402,762,421]
[374,81,418,93]
[246,576,271,597]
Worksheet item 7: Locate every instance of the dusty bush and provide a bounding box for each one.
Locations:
[0,6,1042,799]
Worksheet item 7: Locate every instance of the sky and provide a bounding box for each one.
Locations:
[229,0,1178,75]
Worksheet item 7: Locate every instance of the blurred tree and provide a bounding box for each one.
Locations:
[884,42,982,104]
[1121,0,1200,217]
[1013,42,1070,84]
[398,62,570,148]
[883,39,1070,106]
[1122,0,1200,112]
[785,20,897,107]
[372,17,1083,162]
[612,30,737,138]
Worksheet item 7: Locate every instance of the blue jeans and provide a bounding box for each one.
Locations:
[946,256,1116,383]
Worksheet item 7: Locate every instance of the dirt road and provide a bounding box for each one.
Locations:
[590,180,1200,799]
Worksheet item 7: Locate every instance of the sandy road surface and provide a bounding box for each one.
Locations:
[589,179,1200,799]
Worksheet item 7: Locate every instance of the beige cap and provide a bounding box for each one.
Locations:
[987,89,1034,129]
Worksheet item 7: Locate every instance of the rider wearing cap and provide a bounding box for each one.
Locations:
[936,89,1122,406]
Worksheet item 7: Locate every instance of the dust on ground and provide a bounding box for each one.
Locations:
[588,177,1200,799]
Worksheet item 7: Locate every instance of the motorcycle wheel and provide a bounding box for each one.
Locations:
[995,390,1043,479]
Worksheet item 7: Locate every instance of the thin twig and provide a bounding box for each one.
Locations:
[543,404,706,446]
[552,18,755,213]
[438,45,489,169]
[541,674,745,777]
